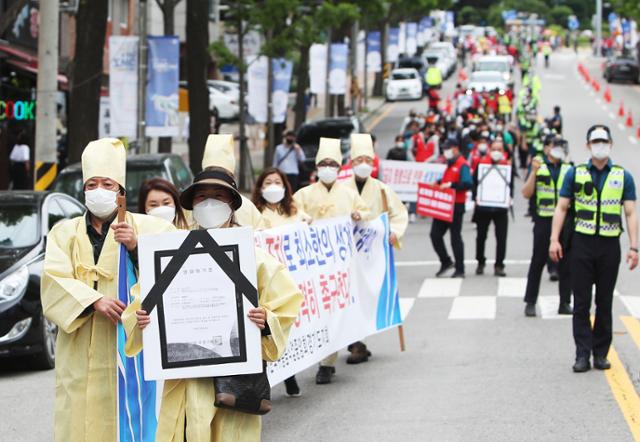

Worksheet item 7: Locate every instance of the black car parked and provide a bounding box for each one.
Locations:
[603,56,640,83]
[0,191,85,369]
[53,153,194,211]
[297,116,365,186]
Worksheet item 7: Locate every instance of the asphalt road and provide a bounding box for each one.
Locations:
[3,49,640,441]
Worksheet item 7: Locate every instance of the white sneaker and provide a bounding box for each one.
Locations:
[409,213,417,223]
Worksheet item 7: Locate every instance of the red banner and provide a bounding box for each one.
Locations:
[416,183,455,222]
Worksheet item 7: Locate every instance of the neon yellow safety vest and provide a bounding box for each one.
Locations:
[498,95,511,114]
[573,164,625,237]
[425,67,442,87]
[535,162,571,217]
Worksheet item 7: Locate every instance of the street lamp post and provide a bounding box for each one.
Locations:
[137,0,149,153]
[595,0,602,57]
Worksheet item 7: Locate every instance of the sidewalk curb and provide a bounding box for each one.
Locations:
[359,98,388,125]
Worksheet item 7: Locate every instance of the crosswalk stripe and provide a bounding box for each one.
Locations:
[497,277,528,297]
[399,298,415,321]
[417,278,463,298]
[538,296,571,319]
[448,296,496,319]
[619,296,640,317]
[397,259,533,267]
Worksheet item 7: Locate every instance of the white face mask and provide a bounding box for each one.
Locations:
[443,149,454,160]
[395,141,404,148]
[477,143,488,153]
[353,163,373,179]
[262,185,285,204]
[490,150,503,162]
[317,166,338,184]
[85,188,118,219]
[147,205,176,223]
[549,147,565,161]
[192,198,232,229]
[590,142,611,160]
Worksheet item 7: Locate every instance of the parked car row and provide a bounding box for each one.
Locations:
[179,80,242,120]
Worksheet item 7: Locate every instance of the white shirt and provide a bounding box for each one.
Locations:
[10,144,30,162]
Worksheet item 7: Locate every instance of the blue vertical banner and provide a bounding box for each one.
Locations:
[406,22,418,55]
[388,27,400,63]
[272,58,293,123]
[366,31,381,73]
[329,43,348,95]
[145,36,180,137]
[117,245,157,442]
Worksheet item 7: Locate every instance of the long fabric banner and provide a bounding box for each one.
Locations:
[109,36,138,138]
[145,36,180,137]
[255,214,402,386]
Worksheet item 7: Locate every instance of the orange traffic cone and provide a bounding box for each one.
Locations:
[603,87,611,103]
[626,110,633,128]
[618,101,625,117]
[445,95,452,114]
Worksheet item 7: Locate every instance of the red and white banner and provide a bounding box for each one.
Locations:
[416,183,455,222]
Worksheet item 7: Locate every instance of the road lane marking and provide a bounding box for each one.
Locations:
[618,123,626,131]
[417,278,462,298]
[620,296,640,317]
[399,297,415,321]
[497,277,528,297]
[397,259,533,267]
[448,296,496,319]
[604,328,640,439]
[368,103,397,131]
[538,296,571,319]
[610,112,616,120]
[596,98,602,104]
[629,136,638,145]
[601,104,608,112]
[620,316,640,349]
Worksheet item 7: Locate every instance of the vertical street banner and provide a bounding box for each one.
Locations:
[272,58,293,123]
[398,22,407,56]
[255,214,402,385]
[388,28,400,63]
[357,30,366,74]
[379,160,446,202]
[329,43,349,95]
[366,31,382,73]
[98,96,110,139]
[109,36,138,138]
[309,43,327,94]
[117,246,158,442]
[406,23,418,56]
[416,183,455,222]
[145,36,179,137]
[247,56,269,123]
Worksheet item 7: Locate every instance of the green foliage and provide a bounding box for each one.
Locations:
[209,40,241,69]
[549,5,573,27]
[458,5,484,25]
[613,0,640,22]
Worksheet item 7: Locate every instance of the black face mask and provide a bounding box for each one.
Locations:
[285,138,295,144]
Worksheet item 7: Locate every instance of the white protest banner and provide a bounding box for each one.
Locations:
[329,43,349,95]
[255,214,402,386]
[477,163,511,208]
[138,227,262,381]
[406,23,418,56]
[247,55,269,123]
[309,43,327,94]
[379,160,446,202]
[109,36,138,138]
[272,58,293,123]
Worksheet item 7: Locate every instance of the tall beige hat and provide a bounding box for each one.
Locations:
[350,133,374,160]
[315,137,342,165]
[202,134,236,174]
[81,138,126,187]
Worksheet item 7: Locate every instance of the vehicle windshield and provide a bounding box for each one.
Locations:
[297,124,354,154]
[476,61,508,72]
[398,59,423,70]
[392,71,417,80]
[0,204,39,248]
[471,71,504,82]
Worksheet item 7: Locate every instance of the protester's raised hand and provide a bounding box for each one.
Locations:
[93,297,126,325]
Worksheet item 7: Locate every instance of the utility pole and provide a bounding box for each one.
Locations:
[364,30,368,110]
[136,0,149,153]
[350,21,358,112]
[266,30,274,169]
[34,0,59,190]
[595,0,602,57]
[238,18,249,190]
[324,28,332,118]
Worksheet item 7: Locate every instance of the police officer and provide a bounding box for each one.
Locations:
[425,59,443,90]
[430,139,472,278]
[522,137,573,317]
[550,125,638,373]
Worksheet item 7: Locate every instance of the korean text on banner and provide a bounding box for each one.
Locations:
[255,214,402,386]
[309,43,327,94]
[329,43,349,95]
[379,160,446,202]
[388,28,400,63]
[366,31,382,73]
[109,36,138,138]
[416,183,455,222]
[146,36,180,137]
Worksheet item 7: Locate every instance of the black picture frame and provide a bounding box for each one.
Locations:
[154,245,248,369]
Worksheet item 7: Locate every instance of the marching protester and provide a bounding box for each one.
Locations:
[127,164,303,441]
[430,139,472,278]
[252,167,310,398]
[293,137,370,384]
[138,177,190,229]
[522,137,573,317]
[472,139,513,277]
[550,125,638,372]
[343,133,409,364]
[202,134,264,228]
[41,138,175,441]
[272,129,306,192]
